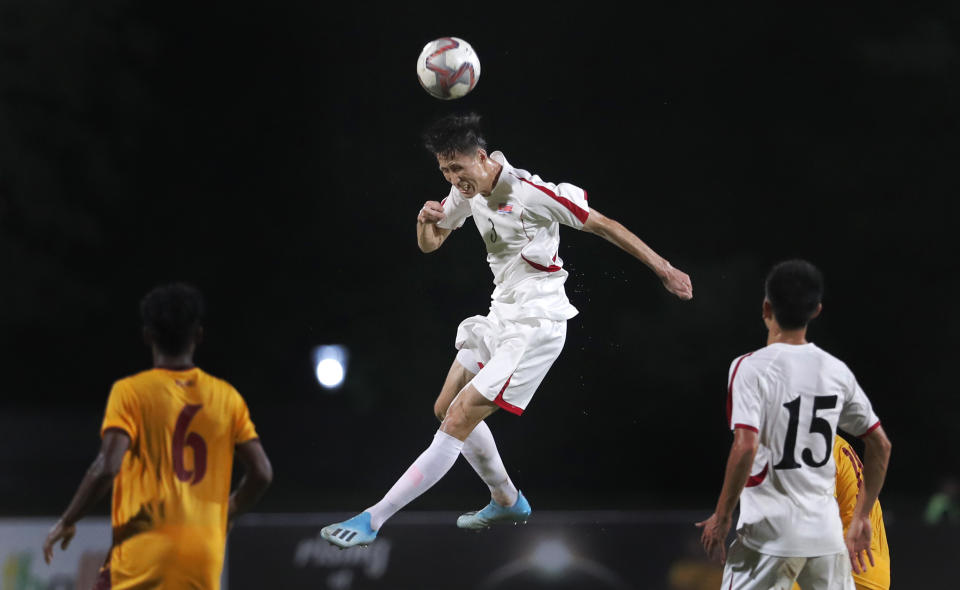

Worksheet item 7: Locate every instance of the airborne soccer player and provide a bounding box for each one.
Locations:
[43,283,273,589]
[321,112,693,548]
[697,260,892,590]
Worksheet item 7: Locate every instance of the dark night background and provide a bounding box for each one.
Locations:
[0,1,956,524]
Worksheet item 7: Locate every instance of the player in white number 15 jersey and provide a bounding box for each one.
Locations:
[320,112,693,548]
[698,260,892,590]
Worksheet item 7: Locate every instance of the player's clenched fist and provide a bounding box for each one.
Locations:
[418,201,445,224]
[661,263,693,301]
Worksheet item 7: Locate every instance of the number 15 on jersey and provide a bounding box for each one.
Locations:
[773,395,838,470]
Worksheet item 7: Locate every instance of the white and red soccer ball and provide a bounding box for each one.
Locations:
[416,37,481,100]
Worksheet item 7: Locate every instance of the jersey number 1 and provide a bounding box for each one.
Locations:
[173,404,208,485]
[773,395,837,470]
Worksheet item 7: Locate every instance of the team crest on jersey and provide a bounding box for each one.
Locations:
[497,203,513,214]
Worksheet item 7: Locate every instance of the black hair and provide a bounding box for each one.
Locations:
[140,283,205,356]
[764,259,824,330]
[422,112,487,157]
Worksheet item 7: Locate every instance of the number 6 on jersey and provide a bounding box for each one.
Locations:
[173,403,207,484]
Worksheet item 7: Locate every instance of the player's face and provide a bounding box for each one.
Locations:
[437,150,489,198]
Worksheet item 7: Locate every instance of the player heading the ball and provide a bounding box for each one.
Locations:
[320,112,692,549]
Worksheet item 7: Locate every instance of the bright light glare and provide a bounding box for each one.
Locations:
[530,540,572,574]
[315,358,344,388]
[312,345,348,390]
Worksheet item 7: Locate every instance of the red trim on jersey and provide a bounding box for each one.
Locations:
[734,423,758,433]
[477,361,484,369]
[726,352,754,428]
[519,178,589,223]
[841,446,864,493]
[494,397,523,415]
[858,421,881,438]
[521,254,562,273]
[493,374,523,415]
[745,463,768,487]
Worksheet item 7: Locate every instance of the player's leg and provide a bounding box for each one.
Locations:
[367,385,497,526]
[460,421,519,506]
[437,382,498,438]
[320,384,496,548]
[432,356,472,422]
[436,354,519,508]
[455,318,565,530]
[722,537,807,589]
[794,553,855,590]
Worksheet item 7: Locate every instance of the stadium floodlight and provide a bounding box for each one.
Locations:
[530,539,573,575]
[312,345,348,390]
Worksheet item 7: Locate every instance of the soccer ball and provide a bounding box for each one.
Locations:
[416,37,481,100]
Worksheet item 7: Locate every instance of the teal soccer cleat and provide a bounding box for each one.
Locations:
[457,491,532,530]
[320,512,378,548]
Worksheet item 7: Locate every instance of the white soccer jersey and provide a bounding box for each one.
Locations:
[435,151,589,321]
[726,342,880,557]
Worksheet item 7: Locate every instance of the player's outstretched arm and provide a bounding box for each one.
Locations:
[229,439,273,524]
[417,200,453,253]
[846,425,892,574]
[43,429,130,564]
[696,427,758,563]
[582,208,693,300]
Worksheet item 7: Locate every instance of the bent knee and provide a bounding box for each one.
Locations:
[440,407,467,432]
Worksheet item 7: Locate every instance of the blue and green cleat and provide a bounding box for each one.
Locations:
[320,512,378,548]
[457,491,531,530]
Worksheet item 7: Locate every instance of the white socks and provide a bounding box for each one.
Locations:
[462,420,519,507]
[366,430,464,531]
[364,422,519,531]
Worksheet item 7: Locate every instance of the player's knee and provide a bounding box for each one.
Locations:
[440,401,465,429]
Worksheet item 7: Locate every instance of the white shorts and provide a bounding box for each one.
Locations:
[453,310,566,415]
[722,537,854,590]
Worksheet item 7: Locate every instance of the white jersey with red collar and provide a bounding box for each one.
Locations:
[436,151,590,321]
[726,342,881,557]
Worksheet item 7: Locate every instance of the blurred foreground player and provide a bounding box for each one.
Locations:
[321,112,692,548]
[792,436,890,590]
[697,260,892,589]
[43,283,273,589]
